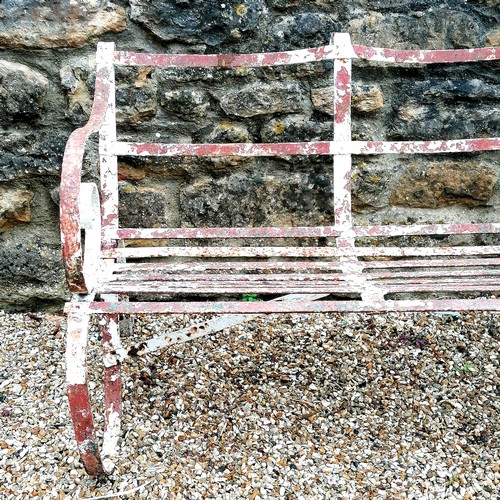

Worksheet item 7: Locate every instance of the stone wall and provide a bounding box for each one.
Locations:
[0,0,499,310]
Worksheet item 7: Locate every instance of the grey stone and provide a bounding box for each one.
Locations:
[0,187,34,232]
[219,82,307,117]
[116,68,158,124]
[0,61,48,123]
[267,0,300,9]
[390,162,496,208]
[391,79,500,140]
[161,89,210,121]
[119,183,168,228]
[180,170,334,227]
[348,10,481,48]
[0,131,66,181]
[60,58,95,126]
[261,115,331,143]
[266,13,339,51]
[0,0,126,49]
[129,0,266,47]
[0,235,66,310]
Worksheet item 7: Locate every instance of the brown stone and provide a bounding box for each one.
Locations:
[0,188,34,231]
[486,28,500,47]
[352,85,384,113]
[311,84,383,115]
[0,1,126,49]
[390,162,497,208]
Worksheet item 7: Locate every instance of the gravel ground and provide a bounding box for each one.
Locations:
[0,308,499,499]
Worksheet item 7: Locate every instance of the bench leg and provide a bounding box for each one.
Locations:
[66,309,107,475]
[101,313,122,472]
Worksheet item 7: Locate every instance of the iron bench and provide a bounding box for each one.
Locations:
[60,33,500,475]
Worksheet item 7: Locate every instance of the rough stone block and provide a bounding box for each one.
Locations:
[486,28,500,46]
[0,132,66,181]
[261,115,331,142]
[119,183,180,228]
[391,79,500,140]
[311,84,384,116]
[348,10,481,48]
[265,13,339,50]
[0,61,48,123]
[0,187,34,232]
[219,82,307,117]
[130,0,265,46]
[390,162,497,208]
[161,89,210,121]
[0,1,126,49]
[206,122,253,143]
[180,170,334,227]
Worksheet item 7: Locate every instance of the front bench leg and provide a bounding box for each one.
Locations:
[66,309,107,475]
[66,304,123,475]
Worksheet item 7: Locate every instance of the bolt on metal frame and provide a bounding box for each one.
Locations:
[60,33,500,474]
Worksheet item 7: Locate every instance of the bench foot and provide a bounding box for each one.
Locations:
[66,309,122,475]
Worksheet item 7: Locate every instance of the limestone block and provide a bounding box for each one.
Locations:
[119,184,169,228]
[0,1,126,49]
[311,84,384,116]
[348,10,481,49]
[161,89,209,121]
[116,68,158,124]
[486,28,500,46]
[0,187,34,231]
[0,132,66,181]
[261,115,331,143]
[207,122,253,143]
[219,82,307,117]
[265,13,339,50]
[391,79,500,140]
[130,0,265,46]
[0,61,48,123]
[180,171,334,227]
[390,162,496,208]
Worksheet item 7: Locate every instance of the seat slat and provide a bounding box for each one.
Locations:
[103,245,500,260]
[110,257,500,274]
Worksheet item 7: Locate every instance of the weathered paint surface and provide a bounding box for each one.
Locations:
[80,298,500,315]
[60,34,500,476]
[114,137,500,158]
[113,44,500,68]
[60,42,115,293]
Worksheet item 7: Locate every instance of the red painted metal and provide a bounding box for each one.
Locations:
[114,45,500,68]
[60,44,113,293]
[101,245,500,260]
[61,33,500,475]
[114,137,500,158]
[353,45,500,64]
[110,222,500,241]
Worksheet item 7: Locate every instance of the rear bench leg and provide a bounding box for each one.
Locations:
[66,308,107,475]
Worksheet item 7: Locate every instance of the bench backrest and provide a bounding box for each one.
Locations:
[94,33,500,261]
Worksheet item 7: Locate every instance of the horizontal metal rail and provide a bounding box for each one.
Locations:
[76,298,500,315]
[102,245,500,260]
[114,138,500,157]
[114,45,500,68]
[110,223,500,241]
[111,257,500,274]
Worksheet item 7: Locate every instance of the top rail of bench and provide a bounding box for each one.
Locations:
[114,45,500,68]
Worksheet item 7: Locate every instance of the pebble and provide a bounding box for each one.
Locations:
[0,309,499,498]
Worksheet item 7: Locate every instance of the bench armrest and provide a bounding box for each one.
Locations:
[60,60,112,293]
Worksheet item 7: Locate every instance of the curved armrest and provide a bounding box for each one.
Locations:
[60,60,112,293]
